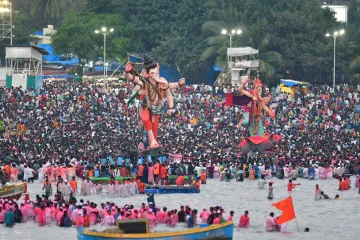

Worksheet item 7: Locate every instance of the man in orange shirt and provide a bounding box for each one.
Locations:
[176,174,185,186]
[194,177,200,193]
[69,176,78,194]
[200,170,207,184]
[339,178,349,191]
[154,161,160,185]
[160,163,168,185]
[287,179,300,194]
[138,181,146,194]
[3,163,10,178]
[138,164,144,178]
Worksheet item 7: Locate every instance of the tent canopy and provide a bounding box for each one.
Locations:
[5,45,49,61]
[280,79,311,87]
[227,47,259,57]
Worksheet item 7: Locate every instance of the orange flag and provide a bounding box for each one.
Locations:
[272,196,296,224]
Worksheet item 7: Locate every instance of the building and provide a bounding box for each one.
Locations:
[30,25,55,45]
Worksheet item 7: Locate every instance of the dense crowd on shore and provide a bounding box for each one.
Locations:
[0,79,359,232]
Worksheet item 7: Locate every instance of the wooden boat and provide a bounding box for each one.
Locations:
[0,182,26,201]
[77,220,234,240]
[90,177,133,185]
[144,185,200,194]
[90,175,191,185]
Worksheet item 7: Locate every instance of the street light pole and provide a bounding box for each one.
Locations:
[326,29,344,88]
[221,29,241,64]
[229,34,232,49]
[95,27,114,79]
[104,33,106,78]
[333,35,336,88]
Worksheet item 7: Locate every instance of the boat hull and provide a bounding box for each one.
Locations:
[144,186,199,194]
[90,176,191,185]
[78,221,234,240]
[0,182,26,201]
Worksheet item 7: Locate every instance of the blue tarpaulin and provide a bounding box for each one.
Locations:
[43,75,74,79]
[280,79,310,87]
[38,44,79,65]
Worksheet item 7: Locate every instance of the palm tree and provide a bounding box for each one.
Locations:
[201,0,283,80]
[31,0,75,21]
[201,0,246,66]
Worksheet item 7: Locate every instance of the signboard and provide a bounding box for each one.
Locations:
[321,5,348,23]
[12,74,27,88]
[116,219,149,234]
[35,75,43,93]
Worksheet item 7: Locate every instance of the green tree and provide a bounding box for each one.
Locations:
[201,0,283,81]
[110,0,209,83]
[266,0,340,83]
[30,0,82,22]
[52,12,139,63]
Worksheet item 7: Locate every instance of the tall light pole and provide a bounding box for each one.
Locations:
[0,1,13,45]
[221,29,242,48]
[95,27,114,78]
[326,29,345,88]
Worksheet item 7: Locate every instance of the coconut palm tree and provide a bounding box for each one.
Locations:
[201,0,283,79]
[31,0,76,21]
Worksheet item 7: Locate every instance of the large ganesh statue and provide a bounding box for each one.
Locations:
[124,57,185,151]
[225,77,282,155]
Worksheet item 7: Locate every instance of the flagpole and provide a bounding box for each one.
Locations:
[294,217,300,232]
[290,196,299,232]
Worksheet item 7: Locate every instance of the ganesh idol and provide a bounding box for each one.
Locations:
[124,57,185,149]
[225,77,282,154]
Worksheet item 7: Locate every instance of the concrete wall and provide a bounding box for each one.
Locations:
[0,68,6,87]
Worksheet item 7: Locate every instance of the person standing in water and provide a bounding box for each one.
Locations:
[268,182,274,200]
[315,184,322,200]
[258,176,267,189]
[287,179,300,195]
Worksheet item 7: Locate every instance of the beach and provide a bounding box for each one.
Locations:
[1,177,359,240]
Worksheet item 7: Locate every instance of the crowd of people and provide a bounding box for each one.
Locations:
[0,78,360,232]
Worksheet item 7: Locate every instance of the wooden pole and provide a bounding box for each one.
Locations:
[294,217,300,232]
[290,196,299,232]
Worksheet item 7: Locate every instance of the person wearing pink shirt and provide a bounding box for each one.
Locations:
[164,211,175,227]
[76,211,84,227]
[101,209,114,226]
[38,206,46,226]
[61,166,67,180]
[227,211,234,221]
[90,204,99,225]
[200,208,210,223]
[44,205,53,224]
[157,207,167,223]
[26,201,35,220]
[265,212,277,232]
[0,206,6,223]
[10,164,18,182]
[147,209,157,227]
[20,203,28,223]
[56,207,64,225]
[239,210,250,228]
[212,213,220,224]
[34,205,41,222]
[131,209,139,219]
[171,210,178,224]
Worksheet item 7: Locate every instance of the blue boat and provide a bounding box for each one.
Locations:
[144,186,200,194]
[77,221,234,240]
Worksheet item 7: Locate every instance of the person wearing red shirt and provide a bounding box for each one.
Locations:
[287,179,300,194]
[176,174,185,186]
[239,210,250,228]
